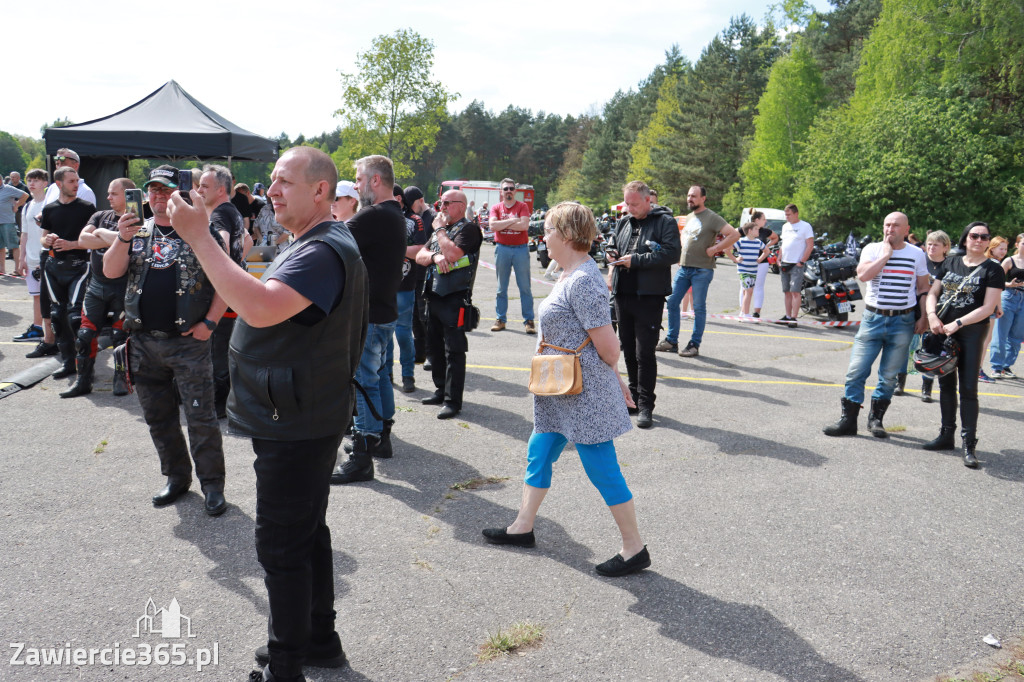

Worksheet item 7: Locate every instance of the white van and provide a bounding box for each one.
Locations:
[740,207,787,235]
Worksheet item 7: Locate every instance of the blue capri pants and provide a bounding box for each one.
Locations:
[524,431,633,506]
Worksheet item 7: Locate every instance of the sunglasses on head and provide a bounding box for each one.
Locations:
[54,155,75,162]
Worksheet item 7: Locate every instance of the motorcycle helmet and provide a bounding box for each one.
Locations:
[914,333,960,378]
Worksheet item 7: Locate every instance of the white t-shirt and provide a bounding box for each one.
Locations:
[22,198,45,267]
[44,179,96,206]
[780,219,814,263]
[861,241,929,309]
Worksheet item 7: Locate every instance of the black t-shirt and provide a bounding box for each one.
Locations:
[934,256,1005,322]
[211,202,246,268]
[347,200,407,324]
[758,226,774,245]
[400,208,426,291]
[269,231,346,327]
[86,209,127,285]
[231,194,253,221]
[40,198,95,261]
[615,220,643,295]
[139,224,183,332]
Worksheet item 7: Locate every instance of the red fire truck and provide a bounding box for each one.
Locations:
[437,180,535,216]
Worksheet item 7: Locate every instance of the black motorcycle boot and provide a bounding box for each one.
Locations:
[866,398,891,438]
[893,373,906,396]
[920,376,933,403]
[374,420,394,459]
[823,398,860,437]
[331,433,376,484]
[60,357,94,398]
[52,351,77,379]
[922,426,956,451]
[962,430,979,468]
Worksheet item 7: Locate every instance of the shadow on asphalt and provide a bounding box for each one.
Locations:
[659,375,792,407]
[653,414,827,467]
[372,441,859,681]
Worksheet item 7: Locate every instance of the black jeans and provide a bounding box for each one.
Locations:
[211,315,235,412]
[426,294,469,409]
[614,294,665,411]
[253,433,341,679]
[937,321,987,436]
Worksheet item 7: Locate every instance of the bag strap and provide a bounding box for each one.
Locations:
[538,336,592,356]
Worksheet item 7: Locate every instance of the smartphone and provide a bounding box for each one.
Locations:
[125,188,147,236]
[177,170,193,205]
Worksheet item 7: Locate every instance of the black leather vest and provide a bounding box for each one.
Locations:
[227,221,368,441]
[123,219,218,332]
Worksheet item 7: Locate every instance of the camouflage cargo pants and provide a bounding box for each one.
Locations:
[129,332,225,492]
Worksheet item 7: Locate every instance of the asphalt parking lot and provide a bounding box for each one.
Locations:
[1,245,1022,681]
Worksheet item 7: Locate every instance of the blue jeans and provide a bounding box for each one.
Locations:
[388,290,416,378]
[842,309,917,404]
[354,322,396,435]
[494,243,534,323]
[665,266,714,346]
[990,289,1024,372]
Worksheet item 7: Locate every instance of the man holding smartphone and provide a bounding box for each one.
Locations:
[166,146,367,682]
[59,177,136,398]
[103,165,229,517]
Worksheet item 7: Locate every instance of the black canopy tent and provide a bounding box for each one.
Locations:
[43,80,279,209]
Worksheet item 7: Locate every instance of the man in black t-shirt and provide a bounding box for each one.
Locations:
[200,165,251,418]
[415,189,482,420]
[167,146,367,681]
[404,186,433,363]
[40,166,96,380]
[60,177,136,398]
[232,183,255,233]
[332,155,407,485]
[103,165,229,517]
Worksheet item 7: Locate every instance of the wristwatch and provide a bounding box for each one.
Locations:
[201,318,217,331]
[955,319,963,328]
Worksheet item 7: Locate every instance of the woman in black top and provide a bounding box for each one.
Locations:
[923,222,1005,467]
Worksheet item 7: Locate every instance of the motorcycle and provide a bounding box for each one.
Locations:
[528,220,550,267]
[800,235,862,322]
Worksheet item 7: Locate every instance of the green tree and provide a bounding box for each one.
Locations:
[336,29,457,177]
[798,94,1023,236]
[628,74,682,189]
[731,40,826,212]
[0,132,30,176]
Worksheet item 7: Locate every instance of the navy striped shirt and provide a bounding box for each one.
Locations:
[862,242,928,308]
[736,237,763,276]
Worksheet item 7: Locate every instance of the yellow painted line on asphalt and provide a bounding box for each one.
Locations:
[466,364,1022,399]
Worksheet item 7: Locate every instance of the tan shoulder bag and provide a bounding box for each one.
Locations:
[528,337,592,396]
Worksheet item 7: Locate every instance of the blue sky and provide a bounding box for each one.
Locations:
[6,0,829,141]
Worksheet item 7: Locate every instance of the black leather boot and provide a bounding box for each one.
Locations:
[920,376,933,403]
[60,357,94,398]
[331,433,376,484]
[52,356,77,379]
[962,431,979,468]
[893,373,906,396]
[866,398,890,438]
[374,419,394,459]
[922,426,956,451]
[823,398,860,437]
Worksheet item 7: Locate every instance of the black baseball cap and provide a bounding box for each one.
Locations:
[143,164,179,189]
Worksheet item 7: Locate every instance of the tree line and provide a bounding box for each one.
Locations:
[5,2,1022,239]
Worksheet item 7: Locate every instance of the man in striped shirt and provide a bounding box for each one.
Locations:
[824,212,930,438]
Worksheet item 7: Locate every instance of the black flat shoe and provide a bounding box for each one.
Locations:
[482,527,536,547]
[255,644,346,669]
[437,405,460,420]
[595,546,651,577]
[204,489,227,516]
[421,392,444,405]
[152,480,191,507]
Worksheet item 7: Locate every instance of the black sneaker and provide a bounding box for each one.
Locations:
[14,325,43,342]
[636,408,653,429]
[26,341,59,358]
[775,315,792,326]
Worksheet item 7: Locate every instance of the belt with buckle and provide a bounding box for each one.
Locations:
[866,305,916,317]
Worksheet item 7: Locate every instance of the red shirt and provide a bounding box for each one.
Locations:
[490,200,530,246]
